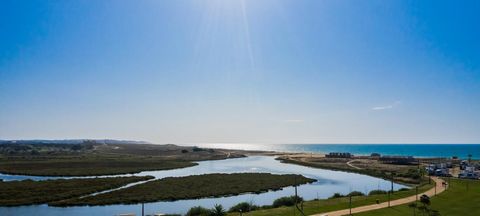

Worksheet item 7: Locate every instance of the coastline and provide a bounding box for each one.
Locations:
[196,143,480,159]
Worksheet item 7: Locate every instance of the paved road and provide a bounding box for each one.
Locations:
[311,177,446,216]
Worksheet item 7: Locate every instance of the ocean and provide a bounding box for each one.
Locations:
[196,143,480,159]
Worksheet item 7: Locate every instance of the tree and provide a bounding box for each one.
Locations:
[273,196,304,207]
[419,195,431,215]
[210,204,226,216]
[420,194,430,206]
[186,206,211,216]
[229,202,258,213]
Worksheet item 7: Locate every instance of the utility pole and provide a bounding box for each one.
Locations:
[448,176,451,190]
[141,202,144,216]
[390,172,395,193]
[349,194,352,215]
[391,178,394,193]
[388,172,394,208]
[364,186,368,200]
[415,186,418,202]
[434,181,437,196]
[388,191,391,207]
[294,175,306,216]
[294,176,297,216]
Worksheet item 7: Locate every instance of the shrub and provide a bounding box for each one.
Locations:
[229,202,259,212]
[420,194,430,206]
[397,169,422,180]
[368,190,387,195]
[272,196,303,207]
[259,205,273,209]
[181,149,189,153]
[329,193,345,199]
[398,188,410,191]
[347,191,365,197]
[186,206,211,216]
[210,204,226,216]
[192,147,204,152]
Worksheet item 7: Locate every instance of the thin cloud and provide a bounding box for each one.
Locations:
[372,101,401,111]
[284,119,304,123]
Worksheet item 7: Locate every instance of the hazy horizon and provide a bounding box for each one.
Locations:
[1,139,479,145]
[1,0,480,144]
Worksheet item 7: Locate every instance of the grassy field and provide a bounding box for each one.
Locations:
[355,178,480,216]
[0,142,249,176]
[227,181,433,216]
[0,176,153,206]
[52,173,316,206]
[277,156,424,185]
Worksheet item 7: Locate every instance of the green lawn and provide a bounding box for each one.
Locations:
[356,178,480,216]
[229,181,433,216]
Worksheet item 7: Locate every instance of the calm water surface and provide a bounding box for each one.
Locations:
[197,144,480,159]
[0,156,406,216]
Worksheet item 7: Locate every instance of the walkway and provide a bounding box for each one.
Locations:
[312,177,446,216]
[346,160,363,170]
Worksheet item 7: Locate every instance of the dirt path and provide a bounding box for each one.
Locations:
[346,160,363,170]
[312,177,446,216]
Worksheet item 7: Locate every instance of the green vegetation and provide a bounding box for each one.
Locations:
[328,191,365,199]
[0,176,153,206]
[187,206,212,216]
[368,189,387,195]
[356,178,480,216]
[211,204,227,216]
[226,181,433,216]
[229,202,260,213]
[0,142,247,176]
[52,173,315,206]
[187,204,227,216]
[347,191,365,197]
[329,193,345,199]
[272,196,304,208]
[277,157,426,185]
[0,141,95,156]
[0,156,196,176]
[224,178,480,216]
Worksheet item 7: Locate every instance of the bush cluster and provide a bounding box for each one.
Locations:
[368,190,388,195]
[228,202,259,212]
[272,195,304,207]
[186,204,226,216]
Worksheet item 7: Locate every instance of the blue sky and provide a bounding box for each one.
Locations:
[1,0,479,144]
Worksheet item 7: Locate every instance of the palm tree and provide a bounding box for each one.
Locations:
[210,204,227,216]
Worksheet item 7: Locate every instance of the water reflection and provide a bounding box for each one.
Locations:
[0,156,406,216]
